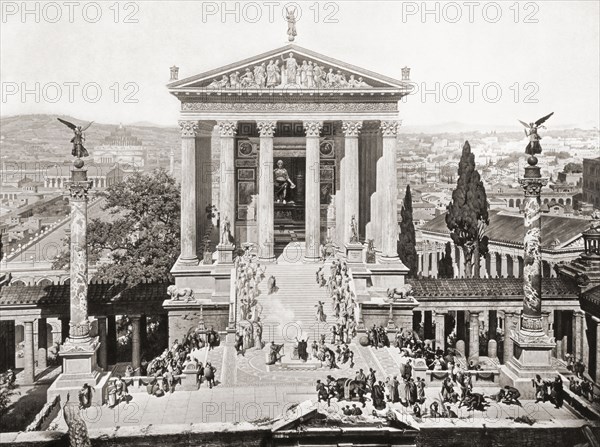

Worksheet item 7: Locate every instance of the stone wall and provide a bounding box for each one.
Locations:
[361,303,413,333]
[167,304,229,344]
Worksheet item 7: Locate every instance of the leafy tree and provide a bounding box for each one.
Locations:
[53,169,180,284]
[397,185,418,277]
[445,141,489,278]
[438,242,455,278]
[563,162,583,173]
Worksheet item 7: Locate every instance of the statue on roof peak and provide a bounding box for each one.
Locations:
[286,6,297,42]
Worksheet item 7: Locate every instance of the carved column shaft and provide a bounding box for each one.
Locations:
[66,167,92,339]
[379,121,400,260]
[434,312,446,352]
[500,254,508,278]
[218,121,238,244]
[304,121,323,262]
[131,315,141,371]
[97,316,107,370]
[179,120,199,263]
[342,121,362,244]
[257,121,276,262]
[518,172,548,333]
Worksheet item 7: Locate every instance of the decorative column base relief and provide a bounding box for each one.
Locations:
[345,243,364,264]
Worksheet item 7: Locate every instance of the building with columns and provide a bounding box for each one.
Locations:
[167,44,413,313]
[418,209,591,279]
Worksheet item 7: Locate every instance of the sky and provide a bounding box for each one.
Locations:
[1,1,599,129]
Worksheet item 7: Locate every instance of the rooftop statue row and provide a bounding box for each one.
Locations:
[206,52,372,90]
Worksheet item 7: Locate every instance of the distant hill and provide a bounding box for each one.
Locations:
[0,114,180,163]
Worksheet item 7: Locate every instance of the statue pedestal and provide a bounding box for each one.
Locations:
[345,243,363,264]
[500,329,556,399]
[47,336,111,406]
[217,243,235,264]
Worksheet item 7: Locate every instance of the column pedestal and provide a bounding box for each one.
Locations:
[217,244,235,264]
[37,317,47,370]
[345,243,364,263]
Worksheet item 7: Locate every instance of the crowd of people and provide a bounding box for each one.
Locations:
[235,251,267,322]
[569,377,595,402]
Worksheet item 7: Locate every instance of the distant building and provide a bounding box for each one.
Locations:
[582,157,600,209]
[44,162,125,190]
[92,124,145,168]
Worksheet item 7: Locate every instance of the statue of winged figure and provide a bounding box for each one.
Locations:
[286,6,297,42]
[57,118,94,158]
[518,112,554,156]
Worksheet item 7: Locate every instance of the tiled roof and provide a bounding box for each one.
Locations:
[406,277,579,298]
[422,209,590,248]
[0,281,170,307]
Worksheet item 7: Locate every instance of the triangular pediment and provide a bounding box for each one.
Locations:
[168,44,411,93]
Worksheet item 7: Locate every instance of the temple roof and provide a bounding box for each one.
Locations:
[422,209,590,250]
[167,43,411,94]
[406,277,579,298]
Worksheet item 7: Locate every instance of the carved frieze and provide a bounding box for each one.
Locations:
[181,102,398,113]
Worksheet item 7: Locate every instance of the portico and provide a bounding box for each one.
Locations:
[168,44,412,283]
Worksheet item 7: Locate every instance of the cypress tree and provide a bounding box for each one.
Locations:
[398,185,418,277]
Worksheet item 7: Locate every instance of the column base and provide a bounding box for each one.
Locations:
[303,255,321,264]
[499,328,557,399]
[345,243,364,264]
[217,244,235,264]
[48,336,111,406]
[178,256,199,266]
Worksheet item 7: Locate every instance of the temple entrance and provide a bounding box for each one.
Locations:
[274,156,305,256]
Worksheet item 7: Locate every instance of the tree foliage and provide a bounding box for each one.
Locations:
[53,169,180,284]
[438,242,455,279]
[397,185,418,278]
[445,141,489,278]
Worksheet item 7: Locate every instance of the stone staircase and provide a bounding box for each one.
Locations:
[254,262,333,345]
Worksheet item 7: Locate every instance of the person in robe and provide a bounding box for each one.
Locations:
[416,377,426,403]
[254,63,266,87]
[429,401,440,418]
[552,375,564,409]
[296,336,309,362]
[281,52,298,85]
[311,340,319,359]
[367,368,377,390]
[351,404,363,416]
[266,341,284,365]
[371,381,386,410]
[234,330,245,356]
[391,376,400,403]
[273,160,295,203]
[203,362,216,389]
[107,382,117,408]
[114,376,129,404]
[315,301,327,322]
[503,385,521,405]
[78,383,93,409]
[316,380,330,405]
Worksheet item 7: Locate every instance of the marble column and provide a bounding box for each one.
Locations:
[65,162,94,341]
[418,253,423,275]
[490,252,497,278]
[450,245,458,278]
[434,311,446,352]
[97,317,107,370]
[572,310,584,361]
[218,121,238,245]
[379,121,400,261]
[468,311,480,365]
[37,317,47,370]
[304,121,323,262]
[422,249,430,277]
[541,311,550,336]
[518,170,548,334]
[430,248,439,278]
[500,253,508,278]
[342,121,362,244]
[130,315,141,372]
[257,121,276,262]
[179,120,199,264]
[458,248,466,278]
[23,320,35,384]
[503,311,515,364]
[512,254,520,278]
[363,123,382,248]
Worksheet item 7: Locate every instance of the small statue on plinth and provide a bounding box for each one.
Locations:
[274,160,296,204]
[350,215,359,243]
[57,118,94,159]
[221,216,232,245]
[518,112,554,164]
[386,284,414,302]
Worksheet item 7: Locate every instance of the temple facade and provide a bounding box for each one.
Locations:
[167,44,414,312]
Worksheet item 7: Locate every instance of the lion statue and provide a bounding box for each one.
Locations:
[386,284,414,301]
[166,285,194,302]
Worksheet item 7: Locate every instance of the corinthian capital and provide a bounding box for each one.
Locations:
[217,121,238,137]
[303,121,323,138]
[179,120,199,138]
[342,121,363,137]
[257,121,277,137]
[380,120,401,137]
